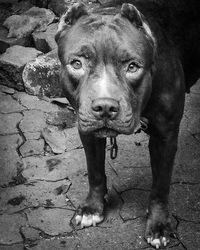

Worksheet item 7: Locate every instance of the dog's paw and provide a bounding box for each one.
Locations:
[145,216,176,249]
[75,213,104,228]
[146,236,169,249]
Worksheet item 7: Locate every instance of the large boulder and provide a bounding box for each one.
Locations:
[3,7,55,39]
[48,0,100,16]
[32,23,57,53]
[22,50,63,97]
[48,0,70,16]
[0,25,33,54]
[0,45,42,90]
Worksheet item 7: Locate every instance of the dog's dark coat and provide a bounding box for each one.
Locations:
[56,0,200,247]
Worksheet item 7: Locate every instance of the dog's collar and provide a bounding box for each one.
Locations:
[110,117,149,159]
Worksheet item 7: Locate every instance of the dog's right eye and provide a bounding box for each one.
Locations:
[71,59,82,69]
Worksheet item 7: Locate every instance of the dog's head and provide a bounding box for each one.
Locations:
[56,3,156,137]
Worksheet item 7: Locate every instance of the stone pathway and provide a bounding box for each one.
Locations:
[0,81,200,250]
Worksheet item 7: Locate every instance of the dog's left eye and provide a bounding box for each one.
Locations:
[127,62,139,73]
[71,59,82,69]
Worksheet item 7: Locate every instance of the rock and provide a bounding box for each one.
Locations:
[21,227,40,243]
[0,25,33,54]
[48,0,100,16]
[24,132,41,140]
[0,92,25,114]
[42,126,67,154]
[27,207,73,236]
[0,134,23,186]
[19,139,45,157]
[19,110,47,133]
[0,45,42,90]
[13,91,60,113]
[0,3,12,25]
[63,127,82,151]
[178,221,200,250]
[22,50,63,97]
[3,7,55,39]
[0,85,15,94]
[11,1,34,15]
[48,0,70,16]
[22,150,86,181]
[46,109,76,128]
[0,113,22,135]
[0,214,26,245]
[31,0,49,8]
[0,178,72,213]
[120,189,149,221]
[0,0,17,3]
[29,237,79,250]
[42,126,81,154]
[0,244,24,250]
[32,23,58,53]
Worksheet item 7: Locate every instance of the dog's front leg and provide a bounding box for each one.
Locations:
[75,132,107,228]
[146,129,178,248]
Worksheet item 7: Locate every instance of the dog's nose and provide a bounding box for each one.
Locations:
[91,98,119,120]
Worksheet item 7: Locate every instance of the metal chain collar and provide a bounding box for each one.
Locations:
[109,117,149,159]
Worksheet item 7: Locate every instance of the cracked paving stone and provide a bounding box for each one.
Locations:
[67,169,89,209]
[176,132,200,169]
[42,126,68,154]
[19,110,47,133]
[120,189,149,221]
[0,92,25,114]
[0,214,27,245]
[21,226,41,242]
[13,92,60,113]
[0,134,23,185]
[184,93,200,119]
[107,133,150,173]
[19,139,45,157]
[187,116,200,135]
[0,178,72,214]
[77,216,179,250]
[172,162,200,184]
[24,131,41,140]
[63,127,82,151]
[42,126,81,154]
[178,221,200,250]
[0,244,24,250]
[26,207,74,236]
[107,160,151,193]
[77,217,148,250]
[170,184,200,222]
[105,133,151,193]
[29,237,79,250]
[22,149,85,181]
[0,113,23,135]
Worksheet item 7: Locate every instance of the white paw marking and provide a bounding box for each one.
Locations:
[147,236,169,248]
[75,214,104,228]
[151,238,161,249]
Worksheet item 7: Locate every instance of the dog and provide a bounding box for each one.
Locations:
[55,1,200,248]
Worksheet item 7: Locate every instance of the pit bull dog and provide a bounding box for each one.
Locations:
[55,1,200,248]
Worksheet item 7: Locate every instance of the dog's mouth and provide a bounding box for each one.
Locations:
[94,127,119,138]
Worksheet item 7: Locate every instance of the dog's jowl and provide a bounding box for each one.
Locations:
[55,1,200,248]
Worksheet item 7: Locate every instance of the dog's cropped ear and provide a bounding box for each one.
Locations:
[120,3,143,27]
[55,3,88,42]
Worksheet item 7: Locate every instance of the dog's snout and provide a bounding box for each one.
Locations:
[91,98,119,120]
